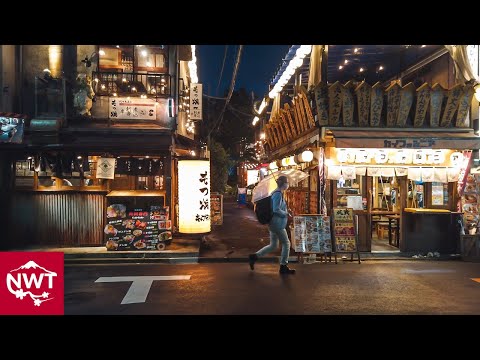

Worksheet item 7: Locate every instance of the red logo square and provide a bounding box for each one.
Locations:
[0,252,64,315]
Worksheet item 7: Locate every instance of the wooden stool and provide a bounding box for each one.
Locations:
[376,222,390,239]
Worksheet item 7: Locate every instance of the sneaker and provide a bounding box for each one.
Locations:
[248,254,257,270]
[279,264,296,274]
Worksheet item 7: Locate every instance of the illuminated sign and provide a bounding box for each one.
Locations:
[178,160,211,233]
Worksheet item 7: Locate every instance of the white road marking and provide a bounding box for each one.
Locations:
[95,276,191,304]
[401,269,456,274]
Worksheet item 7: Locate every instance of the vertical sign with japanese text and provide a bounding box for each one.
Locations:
[332,208,357,252]
[189,83,203,120]
[178,160,211,233]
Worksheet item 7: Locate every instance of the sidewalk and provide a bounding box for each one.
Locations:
[10,197,463,264]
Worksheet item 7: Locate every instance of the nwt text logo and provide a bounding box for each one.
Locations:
[0,252,64,315]
[7,261,57,306]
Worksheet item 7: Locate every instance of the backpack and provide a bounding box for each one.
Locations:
[254,190,280,224]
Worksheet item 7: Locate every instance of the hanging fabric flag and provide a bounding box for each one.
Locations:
[433,168,447,183]
[447,167,460,182]
[395,167,408,177]
[342,166,356,180]
[421,167,434,182]
[407,167,421,181]
[380,168,395,177]
[367,167,381,177]
[327,165,342,180]
[355,167,366,176]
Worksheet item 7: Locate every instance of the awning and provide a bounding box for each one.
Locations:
[329,129,480,150]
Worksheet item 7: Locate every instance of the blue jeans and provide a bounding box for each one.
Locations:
[256,224,290,265]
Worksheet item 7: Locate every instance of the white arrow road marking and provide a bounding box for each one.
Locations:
[95,276,191,304]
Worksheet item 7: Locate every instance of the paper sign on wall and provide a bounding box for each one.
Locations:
[96,157,116,179]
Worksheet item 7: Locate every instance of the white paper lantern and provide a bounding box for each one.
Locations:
[178,160,211,234]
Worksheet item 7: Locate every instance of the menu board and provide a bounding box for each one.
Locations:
[292,215,332,253]
[104,204,172,251]
[211,193,223,225]
[332,208,357,252]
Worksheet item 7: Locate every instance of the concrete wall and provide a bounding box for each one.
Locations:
[0,45,17,112]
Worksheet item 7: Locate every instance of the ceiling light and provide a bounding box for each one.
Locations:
[379,66,384,71]
[339,65,343,70]
[354,48,359,53]
[344,59,349,64]
[359,67,365,72]
[421,45,426,48]
[99,50,105,56]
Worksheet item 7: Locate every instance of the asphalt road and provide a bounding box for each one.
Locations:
[64,260,480,315]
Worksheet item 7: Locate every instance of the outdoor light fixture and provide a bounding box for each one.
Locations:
[378,66,384,71]
[268,45,312,99]
[99,50,106,56]
[344,60,349,64]
[188,45,198,84]
[359,67,365,72]
[299,150,314,163]
[141,50,147,57]
[354,48,359,53]
[339,65,343,70]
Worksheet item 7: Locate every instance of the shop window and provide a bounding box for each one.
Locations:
[408,181,424,208]
[99,45,134,72]
[337,175,362,208]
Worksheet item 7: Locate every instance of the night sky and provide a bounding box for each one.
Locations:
[197,45,290,99]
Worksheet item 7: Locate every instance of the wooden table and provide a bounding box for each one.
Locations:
[385,214,400,247]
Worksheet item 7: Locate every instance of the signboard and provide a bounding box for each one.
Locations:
[189,83,203,120]
[292,215,332,253]
[211,193,223,226]
[1,117,24,144]
[109,97,156,120]
[104,205,171,251]
[178,160,211,233]
[332,208,357,252]
[432,183,444,206]
[96,157,116,179]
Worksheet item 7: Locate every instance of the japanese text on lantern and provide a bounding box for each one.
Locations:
[190,83,203,120]
[195,171,209,222]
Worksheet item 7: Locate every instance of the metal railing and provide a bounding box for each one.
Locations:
[92,71,171,98]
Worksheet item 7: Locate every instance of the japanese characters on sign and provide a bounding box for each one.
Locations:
[104,205,172,251]
[109,97,156,120]
[332,208,357,252]
[178,160,211,233]
[189,83,203,120]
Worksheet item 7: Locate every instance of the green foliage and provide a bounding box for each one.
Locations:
[210,139,233,194]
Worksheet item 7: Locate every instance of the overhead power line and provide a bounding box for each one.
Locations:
[209,45,243,137]
[216,45,228,96]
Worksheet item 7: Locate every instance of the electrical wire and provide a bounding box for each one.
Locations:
[216,45,228,96]
[209,45,243,137]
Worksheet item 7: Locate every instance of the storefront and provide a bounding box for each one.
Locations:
[255,44,480,254]
[0,44,202,250]
[323,130,480,252]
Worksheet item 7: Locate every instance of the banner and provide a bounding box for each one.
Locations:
[189,83,203,120]
[109,97,156,120]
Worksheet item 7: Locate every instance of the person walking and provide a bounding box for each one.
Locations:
[249,175,295,274]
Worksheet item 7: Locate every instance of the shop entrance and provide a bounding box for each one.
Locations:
[370,176,401,252]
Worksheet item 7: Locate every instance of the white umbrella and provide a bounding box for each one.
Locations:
[252,169,310,203]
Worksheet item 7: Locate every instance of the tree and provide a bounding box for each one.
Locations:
[209,139,233,194]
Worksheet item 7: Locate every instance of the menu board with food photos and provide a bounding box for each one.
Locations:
[104,204,172,251]
[292,215,332,253]
[332,207,357,252]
